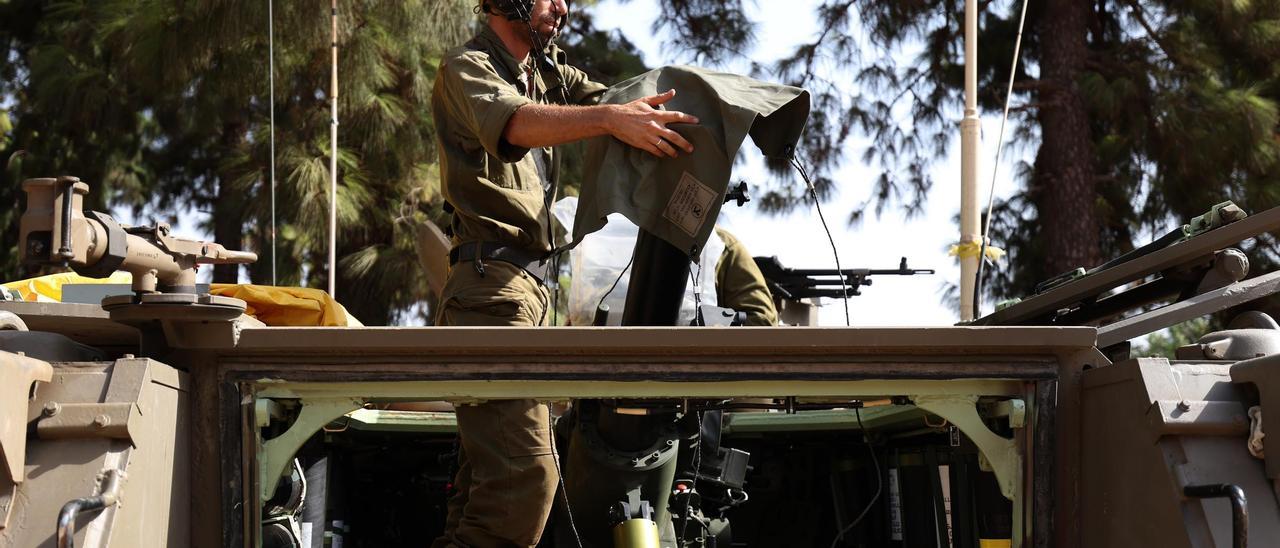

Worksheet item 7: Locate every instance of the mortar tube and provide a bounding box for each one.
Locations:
[621,229,691,327]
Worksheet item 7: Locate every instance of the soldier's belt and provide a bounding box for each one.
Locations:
[449,241,549,284]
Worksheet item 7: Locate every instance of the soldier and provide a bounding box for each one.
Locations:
[714,227,778,326]
[429,0,699,546]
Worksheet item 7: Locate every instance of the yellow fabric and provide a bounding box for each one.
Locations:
[2,271,132,302]
[949,241,1007,261]
[1,275,361,327]
[209,284,363,327]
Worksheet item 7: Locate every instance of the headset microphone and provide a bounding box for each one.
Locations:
[477,0,570,104]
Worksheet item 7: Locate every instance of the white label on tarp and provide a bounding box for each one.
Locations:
[663,171,717,238]
[888,467,904,541]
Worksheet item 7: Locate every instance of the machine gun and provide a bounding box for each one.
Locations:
[753,256,935,300]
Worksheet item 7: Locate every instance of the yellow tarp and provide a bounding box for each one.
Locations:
[210,284,363,327]
[1,273,361,327]
[2,271,132,302]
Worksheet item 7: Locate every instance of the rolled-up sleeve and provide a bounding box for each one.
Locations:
[439,52,535,162]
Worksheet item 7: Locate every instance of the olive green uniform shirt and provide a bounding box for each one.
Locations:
[714,228,778,326]
[432,27,607,254]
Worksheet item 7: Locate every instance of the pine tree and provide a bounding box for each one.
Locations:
[1,0,652,324]
[642,0,1280,312]
[1,0,475,324]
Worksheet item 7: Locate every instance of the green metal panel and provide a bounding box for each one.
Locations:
[254,379,1026,401]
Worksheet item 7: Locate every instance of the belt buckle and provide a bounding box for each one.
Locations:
[472,241,486,278]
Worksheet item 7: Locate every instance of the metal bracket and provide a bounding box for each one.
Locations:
[37,402,138,442]
[254,399,286,428]
[990,398,1027,429]
[1098,269,1280,348]
[1,351,53,485]
[258,398,363,501]
[913,395,1021,501]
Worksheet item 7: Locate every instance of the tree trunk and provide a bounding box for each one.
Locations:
[212,120,246,283]
[211,178,245,283]
[1035,0,1100,277]
[1037,9,1097,548]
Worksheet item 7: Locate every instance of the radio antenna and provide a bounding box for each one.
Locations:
[267,0,278,286]
[328,0,339,297]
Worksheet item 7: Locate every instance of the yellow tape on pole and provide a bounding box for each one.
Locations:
[949,242,1006,261]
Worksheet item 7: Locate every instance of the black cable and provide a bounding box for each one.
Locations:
[689,261,704,325]
[512,1,571,106]
[513,1,574,328]
[677,409,705,546]
[486,7,579,541]
[546,250,562,325]
[595,254,634,318]
[547,403,584,548]
[974,238,988,319]
[509,3,565,327]
[790,156,851,326]
[512,9,582,541]
[828,407,882,548]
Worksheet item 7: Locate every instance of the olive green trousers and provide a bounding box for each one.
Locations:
[432,261,557,548]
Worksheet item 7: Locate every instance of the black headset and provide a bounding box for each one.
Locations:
[480,0,534,22]
[479,0,571,105]
[481,0,570,33]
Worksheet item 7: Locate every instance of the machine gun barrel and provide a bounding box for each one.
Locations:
[754,256,934,299]
[776,268,934,277]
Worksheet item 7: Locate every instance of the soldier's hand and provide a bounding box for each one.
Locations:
[608,89,699,158]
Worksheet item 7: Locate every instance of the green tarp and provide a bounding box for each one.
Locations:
[570,65,810,258]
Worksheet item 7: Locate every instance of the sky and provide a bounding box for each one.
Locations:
[592,0,1026,326]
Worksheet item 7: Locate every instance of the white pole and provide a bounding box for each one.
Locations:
[328,0,338,298]
[959,0,982,321]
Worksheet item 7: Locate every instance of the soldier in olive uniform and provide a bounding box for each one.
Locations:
[714,227,778,326]
[429,1,698,545]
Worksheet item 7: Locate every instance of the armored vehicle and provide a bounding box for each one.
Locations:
[2,165,1280,548]
[5,1,1280,545]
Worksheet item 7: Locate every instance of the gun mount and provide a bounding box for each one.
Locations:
[18,177,257,323]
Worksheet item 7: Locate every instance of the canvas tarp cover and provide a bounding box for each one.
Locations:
[571,66,809,258]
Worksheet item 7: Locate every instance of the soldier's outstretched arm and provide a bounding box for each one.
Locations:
[503,89,699,157]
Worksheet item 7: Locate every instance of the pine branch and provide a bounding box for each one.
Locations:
[1007,102,1045,114]
[1118,0,1202,74]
